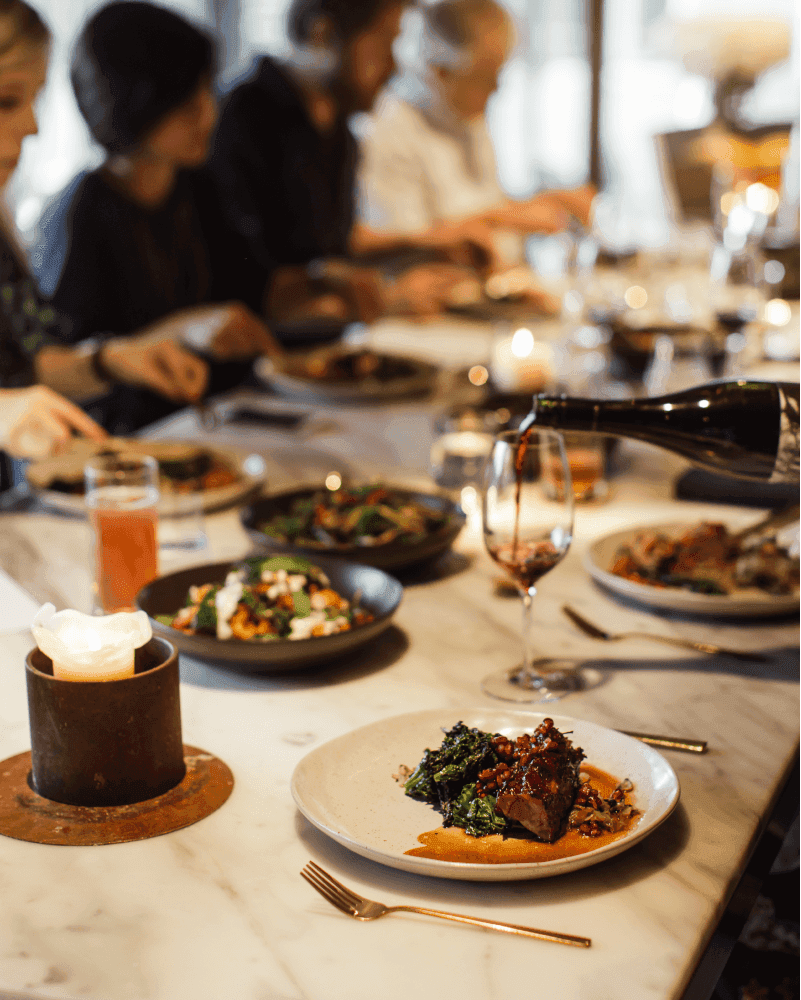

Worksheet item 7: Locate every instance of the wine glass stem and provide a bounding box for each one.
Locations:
[520,587,540,678]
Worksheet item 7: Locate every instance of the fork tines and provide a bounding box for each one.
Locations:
[301,861,359,915]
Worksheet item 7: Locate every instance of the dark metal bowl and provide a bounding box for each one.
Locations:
[136,557,402,673]
[240,488,465,571]
[607,319,725,380]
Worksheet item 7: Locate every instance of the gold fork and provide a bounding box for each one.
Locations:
[562,604,768,662]
[300,861,591,947]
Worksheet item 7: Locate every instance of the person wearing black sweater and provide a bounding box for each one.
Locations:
[210,52,359,271]
[37,1,278,435]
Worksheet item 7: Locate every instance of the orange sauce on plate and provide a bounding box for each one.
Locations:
[405,764,637,865]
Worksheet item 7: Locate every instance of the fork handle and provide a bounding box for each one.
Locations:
[388,906,591,947]
[626,632,766,661]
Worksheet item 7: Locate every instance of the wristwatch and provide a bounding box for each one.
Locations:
[76,337,116,385]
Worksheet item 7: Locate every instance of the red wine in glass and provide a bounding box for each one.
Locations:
[487,539,562,591]
[481,428,579,702]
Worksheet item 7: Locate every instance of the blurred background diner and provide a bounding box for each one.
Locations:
[0,0,214,475]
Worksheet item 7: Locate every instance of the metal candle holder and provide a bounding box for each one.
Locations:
[0,638,234,846]
[26,636,185,807]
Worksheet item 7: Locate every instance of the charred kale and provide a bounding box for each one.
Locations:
[403,722,512,837]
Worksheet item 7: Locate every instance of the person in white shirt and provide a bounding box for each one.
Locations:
[356,0,595,269]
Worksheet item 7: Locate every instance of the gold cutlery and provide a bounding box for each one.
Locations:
[617,731,707,754]
[562,604,768,663]
[729,504,800,545]
[301,861,591,947]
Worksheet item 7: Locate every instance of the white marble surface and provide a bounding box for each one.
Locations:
[0,325,798,1000]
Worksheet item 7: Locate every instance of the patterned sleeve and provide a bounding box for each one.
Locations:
[0,236,61,388]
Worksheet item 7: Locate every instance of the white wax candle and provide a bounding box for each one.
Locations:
[31,604,152,682]
[491,333,554,392]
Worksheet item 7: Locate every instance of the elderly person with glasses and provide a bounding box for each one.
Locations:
[357,0,595,273]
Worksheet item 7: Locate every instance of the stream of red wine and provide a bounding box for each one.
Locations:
[512,425,533,561]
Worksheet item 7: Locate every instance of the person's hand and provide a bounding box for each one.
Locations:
[513,195,570,234]
[267,266,351,324]
[430,217,502,273]
[338,266,386,323]
[306,260,387,323]
[268,262,387,325]
[102,333,209,402]
[385,264,476,318]
[550,184,597,228]
[134,303,281,362]
[164,302,282,361]
[0,385,107,459]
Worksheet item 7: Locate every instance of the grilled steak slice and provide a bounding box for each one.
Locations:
[479,719,584,842]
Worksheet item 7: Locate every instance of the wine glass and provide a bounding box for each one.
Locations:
[709,243,768,333]
[481,428,578,702]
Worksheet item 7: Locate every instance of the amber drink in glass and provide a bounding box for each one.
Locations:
[85,454,159,613]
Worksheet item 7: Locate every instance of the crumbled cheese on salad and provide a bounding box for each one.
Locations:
[162,556,372,642]
[215,580,244,639]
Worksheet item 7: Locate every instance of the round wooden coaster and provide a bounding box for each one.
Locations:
[0,745,233,846]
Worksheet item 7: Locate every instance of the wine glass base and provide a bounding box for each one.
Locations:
[481,660,586,703]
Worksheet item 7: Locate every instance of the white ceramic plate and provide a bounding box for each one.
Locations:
[254,352,439,404]
[291,709,679,881]
[27,440,266,516]
[586,521,800,618]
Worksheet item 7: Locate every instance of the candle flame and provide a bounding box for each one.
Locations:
[510,328,534,358]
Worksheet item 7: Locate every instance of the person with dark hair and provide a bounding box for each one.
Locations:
[0,0,213,463]
[213,0,403,268]
[35,0,278,435]
[210,0,478,319]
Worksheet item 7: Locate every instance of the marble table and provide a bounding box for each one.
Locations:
[0,319,797,1000]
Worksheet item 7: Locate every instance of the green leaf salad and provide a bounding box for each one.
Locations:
[403,723,512,837]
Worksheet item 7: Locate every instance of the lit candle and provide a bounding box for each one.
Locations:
[31,603,152,682]
[491,330,554,392]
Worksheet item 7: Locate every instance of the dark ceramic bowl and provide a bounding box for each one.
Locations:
[136,557,402,673]
[240,488,465,572]
[608,319,726,380]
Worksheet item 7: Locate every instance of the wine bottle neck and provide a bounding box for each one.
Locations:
[531,396,601,432]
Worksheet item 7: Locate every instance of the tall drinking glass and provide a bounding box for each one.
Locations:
[85,454,159,613]
[482,429,578,702]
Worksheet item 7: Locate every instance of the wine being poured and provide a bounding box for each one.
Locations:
[482,429,579,703]
[519,380,799,483]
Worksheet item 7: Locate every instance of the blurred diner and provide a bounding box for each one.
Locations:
[357,0,596,272]
[0,0,211,470]
[34,1,279,435]
[210,0,501,321]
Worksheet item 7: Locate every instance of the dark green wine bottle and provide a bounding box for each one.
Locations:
[523,380,799,482]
